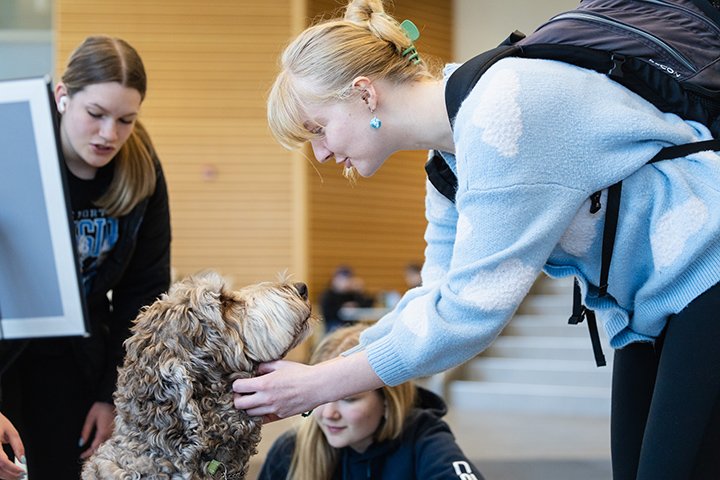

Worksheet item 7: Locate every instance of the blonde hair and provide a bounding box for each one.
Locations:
[61,35,157,217]
[287,323,416,480]
[267,0,439,152]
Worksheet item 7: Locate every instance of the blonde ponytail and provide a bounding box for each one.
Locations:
[267,0,438,150]
[344,0,415,57]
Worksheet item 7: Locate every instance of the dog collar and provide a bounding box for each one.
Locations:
[207,460,222,475]
[206,459,245,480]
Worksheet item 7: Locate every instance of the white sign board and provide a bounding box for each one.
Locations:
[0,76,88,339]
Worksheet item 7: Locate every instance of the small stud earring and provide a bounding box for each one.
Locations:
[370,116,382,129]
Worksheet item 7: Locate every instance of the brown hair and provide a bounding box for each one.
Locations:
[61,35,156,217]
[287,323,416,480]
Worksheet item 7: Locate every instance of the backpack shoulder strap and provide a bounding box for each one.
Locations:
[445,31,526,128]
[428,32,526,203]
[692,0,720,25]
[425,151,459,202]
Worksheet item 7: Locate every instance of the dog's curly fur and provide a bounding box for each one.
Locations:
[81,271,314,480]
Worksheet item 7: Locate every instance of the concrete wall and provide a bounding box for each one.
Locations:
[454,0,578,61]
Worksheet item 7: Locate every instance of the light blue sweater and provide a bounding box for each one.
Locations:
[350,57,720,387]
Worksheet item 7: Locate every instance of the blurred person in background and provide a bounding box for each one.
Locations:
[320,266,374,333]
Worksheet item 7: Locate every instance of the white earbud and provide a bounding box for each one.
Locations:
[57,95,68,113]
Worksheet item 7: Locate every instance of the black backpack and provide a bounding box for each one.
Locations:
[426,0,720,366]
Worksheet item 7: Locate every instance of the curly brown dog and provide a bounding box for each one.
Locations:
[81,271,314,479]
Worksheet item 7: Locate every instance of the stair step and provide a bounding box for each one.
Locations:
[510,313,571,326]
[518,294,574,315]
[463,357,612,388]
[529,275,575,295]
[505,319,591,338]
[446,274,612,417]
[484,336,608,362]
[449,380,611,416]
[506,315,609,339]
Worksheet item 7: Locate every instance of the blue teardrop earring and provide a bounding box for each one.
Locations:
[365,92,381,128]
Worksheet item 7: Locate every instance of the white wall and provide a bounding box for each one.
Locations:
[0,31,53,80]
[454,0,578,62]
[0,0,53,81]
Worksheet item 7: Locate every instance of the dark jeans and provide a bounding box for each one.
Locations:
[611,281,720,480]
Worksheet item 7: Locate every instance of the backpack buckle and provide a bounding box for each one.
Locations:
[609,53,625,78]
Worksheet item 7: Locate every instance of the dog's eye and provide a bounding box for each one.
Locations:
[293,282,308,299]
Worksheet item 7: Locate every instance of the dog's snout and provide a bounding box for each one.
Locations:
[294,282,308,300]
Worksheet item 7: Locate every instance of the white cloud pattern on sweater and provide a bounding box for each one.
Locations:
[651,196,708,269]
[471,68,522,158]
[422,265,445,286]
[559,196,602,256]
[401,296,429,338]
[456,213,473,244]
[426,180,454,219]
[459,258,536,310]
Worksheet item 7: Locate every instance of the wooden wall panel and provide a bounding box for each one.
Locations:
[56,0,307,288]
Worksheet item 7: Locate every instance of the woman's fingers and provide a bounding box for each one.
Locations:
[232,360,317,418]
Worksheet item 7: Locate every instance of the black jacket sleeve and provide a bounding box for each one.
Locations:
[257,430,296,480]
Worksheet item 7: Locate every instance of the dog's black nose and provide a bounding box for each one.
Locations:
[294,282,308,300]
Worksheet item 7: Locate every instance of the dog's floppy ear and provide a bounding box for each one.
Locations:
[152,358,204,462]
[117,276,218,464]
[126,273,229,354]
[117,327,205,464]
[213,289,257,372]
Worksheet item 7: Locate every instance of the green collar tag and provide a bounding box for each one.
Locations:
[207,459,222,475]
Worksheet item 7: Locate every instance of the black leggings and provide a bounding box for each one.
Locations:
[611,281,720,480]
[1,346,93,480]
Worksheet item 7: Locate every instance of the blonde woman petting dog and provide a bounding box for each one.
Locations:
[232,0,720,478]
[1,36,170,479]
[257,324,482,480]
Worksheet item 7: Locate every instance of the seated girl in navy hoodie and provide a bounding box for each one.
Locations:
[257,323,482,480]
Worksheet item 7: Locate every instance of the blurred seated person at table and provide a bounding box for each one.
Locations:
[320,266,374,333]
[404,262,422,290]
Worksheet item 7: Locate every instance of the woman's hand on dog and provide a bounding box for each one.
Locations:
[232,351,384,421]
[232,360,314,423]
[0,412,25,480]
[79,401,115,459]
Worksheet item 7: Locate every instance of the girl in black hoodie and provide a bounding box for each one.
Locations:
[1,36,170,480]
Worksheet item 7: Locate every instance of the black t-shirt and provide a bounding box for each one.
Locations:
[66,165,118,295]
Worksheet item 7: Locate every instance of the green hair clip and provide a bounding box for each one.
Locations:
[400,19,420,41]
[400,19,421,64]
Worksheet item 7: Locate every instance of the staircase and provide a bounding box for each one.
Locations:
[445,274,612,417]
